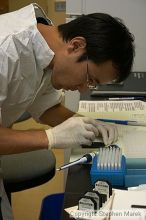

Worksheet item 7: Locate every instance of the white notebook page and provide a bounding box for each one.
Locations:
[78,100,146,122]
[78,100,146,158]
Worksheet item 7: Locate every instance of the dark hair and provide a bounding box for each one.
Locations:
[58,13,135,82]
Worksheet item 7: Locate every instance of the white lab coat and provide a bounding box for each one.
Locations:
[0,4,62,219]
[0,178,14,219]
[0,4,62,128]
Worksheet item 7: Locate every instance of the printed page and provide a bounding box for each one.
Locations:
[78,100,146,158]
[114,125,146,158]
[110,189,146,220]
[78,100,146,122]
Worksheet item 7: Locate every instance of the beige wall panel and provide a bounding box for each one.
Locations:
[0,0,9,14]
[9,0,66,25]
[9,0,48,13]
[47,0,66,25]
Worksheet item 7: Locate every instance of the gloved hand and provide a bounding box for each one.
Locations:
[45,117,118,149]
[95,119,118,145]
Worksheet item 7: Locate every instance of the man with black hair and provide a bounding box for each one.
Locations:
[0,3,134,219]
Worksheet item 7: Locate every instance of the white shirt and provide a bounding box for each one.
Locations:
[0,4,62,127]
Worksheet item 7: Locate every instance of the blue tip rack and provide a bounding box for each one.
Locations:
[90,146,146,187]
[90,153,126,187]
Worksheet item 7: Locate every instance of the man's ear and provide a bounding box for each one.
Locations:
[67,37,86,53]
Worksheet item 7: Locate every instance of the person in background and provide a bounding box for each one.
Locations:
[0,3,134,219]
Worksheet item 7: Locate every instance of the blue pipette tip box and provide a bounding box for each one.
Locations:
[90,155,126,187]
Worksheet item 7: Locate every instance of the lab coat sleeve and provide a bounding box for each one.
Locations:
[0,49,9,125]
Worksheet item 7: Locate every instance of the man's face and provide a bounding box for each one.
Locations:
[51,37,118,92]
[51,57,118,92]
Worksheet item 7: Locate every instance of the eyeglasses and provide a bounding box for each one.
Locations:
[86,57,97,90]
[86,56,118,89]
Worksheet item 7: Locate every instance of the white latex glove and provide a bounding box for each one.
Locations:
[95,120,118,145]
[45,117,118,149]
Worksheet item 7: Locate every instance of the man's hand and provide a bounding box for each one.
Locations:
[95,119,118,145]
[45,117,118,148]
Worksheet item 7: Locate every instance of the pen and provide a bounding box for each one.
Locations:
[108,97,144,101]
[131,205,146,209]
[97,118,146,127]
